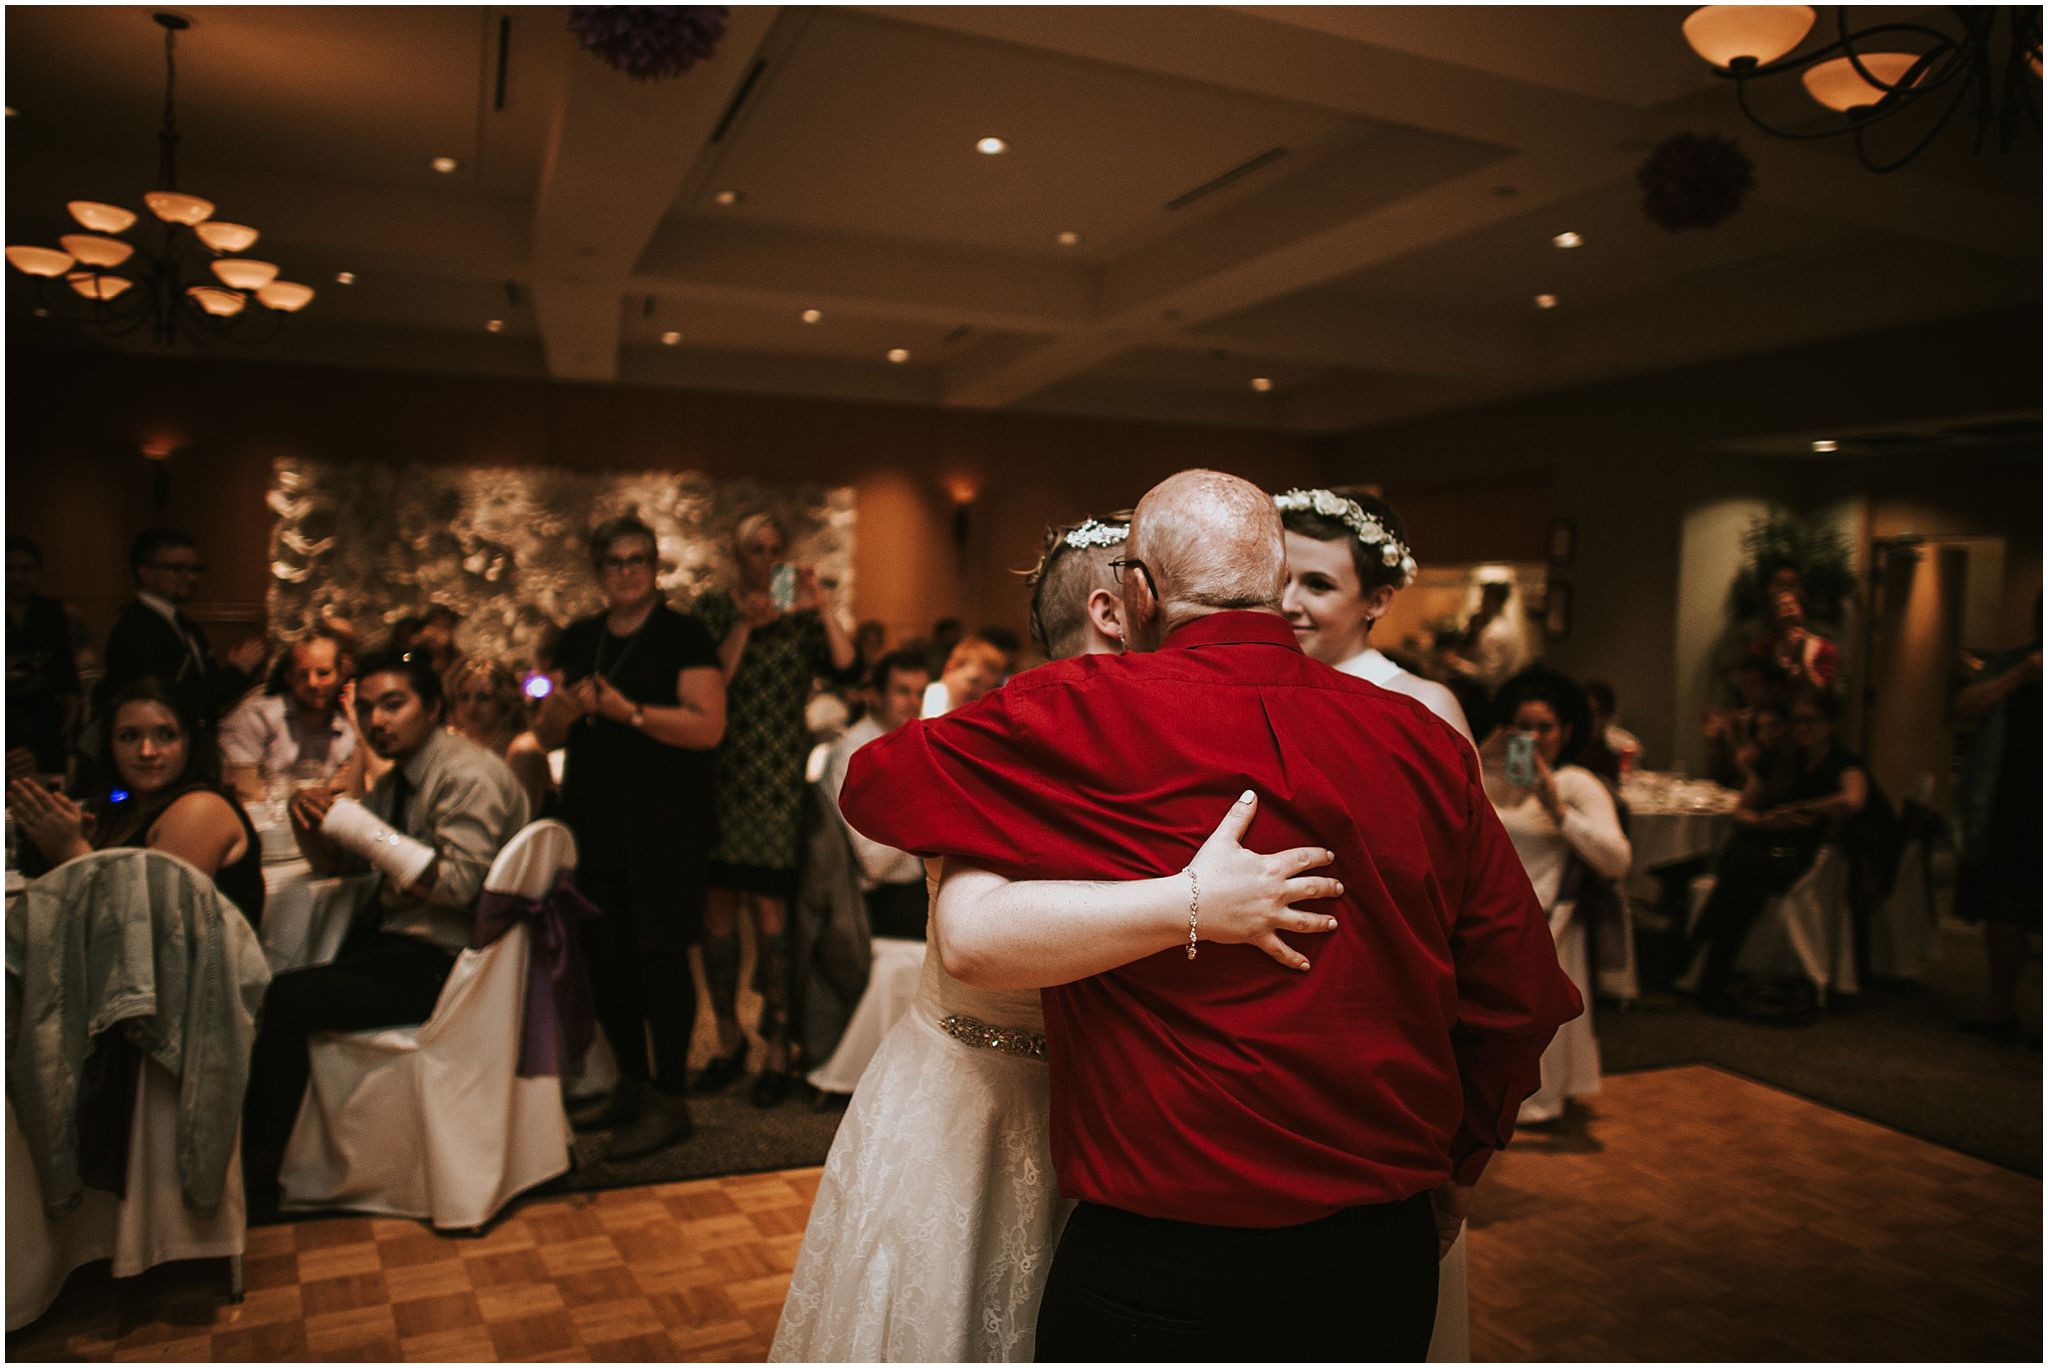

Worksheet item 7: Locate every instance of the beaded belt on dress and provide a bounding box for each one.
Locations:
[938,1013,1048,1060]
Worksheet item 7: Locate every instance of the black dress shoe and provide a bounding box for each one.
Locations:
[569,1079,643,1133]
[747,1069,793,1109]
[694,1050,748,1094]
[602,1092,694,1162]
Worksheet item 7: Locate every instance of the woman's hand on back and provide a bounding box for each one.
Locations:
[1185,791,1342,971]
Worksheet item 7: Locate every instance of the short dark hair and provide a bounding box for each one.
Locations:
[353,648,446,718]
[7,534,42,567]
[130,528,196,576]
[1583,679,1616,715]
[974,626,1020,657]
[869,648,932,695]
[1278,489,1412,598]
[589,515,658,564]
[932,617,963,637]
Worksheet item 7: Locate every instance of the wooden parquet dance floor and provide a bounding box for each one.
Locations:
[9,1064,2039,1361]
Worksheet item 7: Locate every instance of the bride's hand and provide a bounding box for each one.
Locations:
[1186,791,1342,972]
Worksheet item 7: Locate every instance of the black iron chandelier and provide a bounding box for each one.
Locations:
[6,12,315,344]
[1681,6,2042,173]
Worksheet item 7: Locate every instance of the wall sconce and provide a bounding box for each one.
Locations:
[140,435,181,509]
[944,477,979,552]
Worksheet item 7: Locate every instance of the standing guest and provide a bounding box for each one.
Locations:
[1684,685,1867,1013]
[853,619,888,669]
[842,470,1579,1361]
[244,650,528,1209]
[533,518,726,1158]
[6,535,81,778]
[1703,659,1777,788]
[817,651,932,939]
[447,657,555,820]
[218,632,358,799]
[1449,577,1530,689]
[1276,487,1474,748]
[1952,625,2042,1042]
[693,513,857,1106]
[408,605,462,675]
[1761,588,1840,694]
[1479,668,1633,1125]
[920,638,1007,719]
[102,529,267,729]
[9,676,264,926]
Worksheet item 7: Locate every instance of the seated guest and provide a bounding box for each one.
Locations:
[6,535,81,779]
[219,631,358,799]
[8,677,264,925]
[819,650,933,940]
[920,638,1007,719]
[972,625,1021,678]
[242,650,529,1206]
[1684,685,1866,1013]
[446,656,555,818]
[1703,659,1776,788]
[925,616,964,675]
[102,529,267,730]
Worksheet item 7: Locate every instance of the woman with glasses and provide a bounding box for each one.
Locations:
[445,656,554,817]
[1684,684,1866,1013]
[692,512,858,1108]
[532,516,726,1161]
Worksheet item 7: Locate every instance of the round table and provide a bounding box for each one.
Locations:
[1621,777,1741,874]
[259,856,375,973]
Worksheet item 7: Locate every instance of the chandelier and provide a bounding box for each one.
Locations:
[5,12,315,344]
[1681,6,2042,173]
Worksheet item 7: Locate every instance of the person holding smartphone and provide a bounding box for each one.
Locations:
[1479,667,1632,1126]
[692,512,859,1107]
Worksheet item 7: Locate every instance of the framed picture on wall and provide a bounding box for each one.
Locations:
[1547,517,1576,567]
[1544,580,1572,641]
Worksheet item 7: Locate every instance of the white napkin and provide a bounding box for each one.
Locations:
[320,796,436,888]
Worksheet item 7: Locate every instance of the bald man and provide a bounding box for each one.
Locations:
[841,469,1579,1361]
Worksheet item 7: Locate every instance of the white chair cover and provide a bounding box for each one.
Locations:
[7,1060,246,1331]
[278,820,578,1230]
[1870,840,1939,980]
[805,938,927,1096]
[1681,846,1859,1001]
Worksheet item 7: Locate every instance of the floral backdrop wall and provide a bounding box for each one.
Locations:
[266,460,855,666]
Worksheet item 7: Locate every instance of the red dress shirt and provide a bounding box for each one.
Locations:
[841,610,1581,1227]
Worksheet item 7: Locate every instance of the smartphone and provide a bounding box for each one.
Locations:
[770,562,798,611]
[1505,732,1537,787]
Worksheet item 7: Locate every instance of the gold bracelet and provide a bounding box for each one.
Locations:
[1185,865,1199,960]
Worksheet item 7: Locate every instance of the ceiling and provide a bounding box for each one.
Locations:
[5,5,2040,432]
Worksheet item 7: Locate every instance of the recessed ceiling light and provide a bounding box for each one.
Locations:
[801,308,823,324]
[976,136,1008,155]
[660,330,681,346]
[484,318,504,333]
[1552,230,1584,249]
[1054,230,1081,247]
[430,155,461,174]
[1250,377,1274,393]
[1534,293,1559,309]
[1812,439,1838,453]
[335,270,356,285]
[886,347,910,364]
[32,306,49,318]
[713,189,743,206]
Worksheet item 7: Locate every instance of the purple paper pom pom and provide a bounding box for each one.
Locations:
[568,7,729,81]
[1637,131,1756,231]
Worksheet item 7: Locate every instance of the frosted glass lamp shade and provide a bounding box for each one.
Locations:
[6,245,76,277]
[1802,52,1923,111]
[186,285,246,317]
[66,201,137,233]
[194,221,259,253]
[68,272,133,301]
[1682,6,1815,67]
[255,280,315,312]
[211,258,279,290]
[60,234,134,268]
[145,191,215,225]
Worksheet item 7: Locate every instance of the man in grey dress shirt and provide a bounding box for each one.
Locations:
[241,649,528,1210]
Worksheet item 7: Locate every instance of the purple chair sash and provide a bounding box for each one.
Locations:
[473,867,600,1078]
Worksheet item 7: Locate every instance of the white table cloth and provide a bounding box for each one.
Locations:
[1621,776,1741,873]
[260,856,375,973]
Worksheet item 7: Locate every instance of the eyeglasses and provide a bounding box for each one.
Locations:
[599,553,656,573]
[145,560,206,576]
[1106,557,1157,600]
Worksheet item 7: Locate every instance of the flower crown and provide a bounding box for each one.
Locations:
[1061,518,1128,551]
[1274,488,1417,588]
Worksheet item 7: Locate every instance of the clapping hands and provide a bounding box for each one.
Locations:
[8,776,92,865]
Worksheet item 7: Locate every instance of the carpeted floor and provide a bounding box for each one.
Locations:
[1600,919,2041,1175]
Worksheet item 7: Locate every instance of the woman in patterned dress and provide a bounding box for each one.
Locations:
[693,513,858,1107]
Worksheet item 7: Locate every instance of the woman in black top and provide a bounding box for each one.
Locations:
[1686,685,1867,1010]
[8,676,264,926]
[533,516,727,1163]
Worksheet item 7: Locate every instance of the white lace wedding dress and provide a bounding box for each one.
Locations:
[770,944,1070,1362]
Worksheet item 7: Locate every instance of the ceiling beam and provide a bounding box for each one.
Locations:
[528,7,781,381]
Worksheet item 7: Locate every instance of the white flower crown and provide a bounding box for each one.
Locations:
[1274,488,1418,588]
[1062,519,1129,551]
